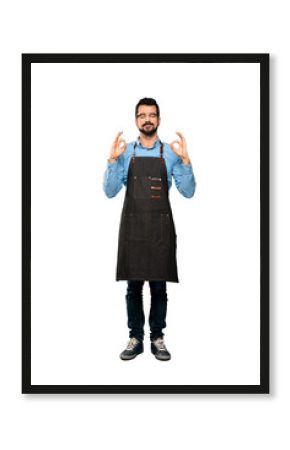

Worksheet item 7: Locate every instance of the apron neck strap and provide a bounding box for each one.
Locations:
[132,140,164,164]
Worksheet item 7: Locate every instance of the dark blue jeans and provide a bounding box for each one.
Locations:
[125,280,168,342]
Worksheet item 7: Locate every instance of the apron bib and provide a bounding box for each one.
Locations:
[116,141,179,282]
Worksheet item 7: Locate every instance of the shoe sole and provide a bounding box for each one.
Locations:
[120,351,144,360]
[153,354,171,361]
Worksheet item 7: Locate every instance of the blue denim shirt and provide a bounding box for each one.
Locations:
[103,136,196,198]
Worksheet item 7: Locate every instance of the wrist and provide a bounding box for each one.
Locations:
[181,156,190,165]
[108,156,117,163]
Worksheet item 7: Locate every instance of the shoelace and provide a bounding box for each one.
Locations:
[126,338,139,350]
[153,338,167,351]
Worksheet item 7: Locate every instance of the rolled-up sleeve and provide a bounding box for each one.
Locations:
[103,155,125,198]
[172,158,196,198]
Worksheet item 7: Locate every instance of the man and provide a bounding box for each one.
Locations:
[103,98,196,361]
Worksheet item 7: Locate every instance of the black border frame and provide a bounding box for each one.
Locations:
[22,53,269,394]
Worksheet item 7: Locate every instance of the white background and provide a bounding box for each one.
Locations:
[31,62,260,385]
[0,0,286,448]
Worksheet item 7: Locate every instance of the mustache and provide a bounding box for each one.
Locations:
[143,123,153,126]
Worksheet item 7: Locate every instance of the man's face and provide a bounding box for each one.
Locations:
[135,105,160,137]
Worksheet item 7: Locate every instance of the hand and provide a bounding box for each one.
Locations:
[170,131,190,164]
[109,131,127,160]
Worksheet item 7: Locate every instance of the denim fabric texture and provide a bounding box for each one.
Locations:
[126,280,168,341]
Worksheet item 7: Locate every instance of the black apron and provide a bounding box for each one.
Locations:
[116,141,179,283]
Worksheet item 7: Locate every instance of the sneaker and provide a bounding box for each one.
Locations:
[151,337,171,361]
[120,337,144,360]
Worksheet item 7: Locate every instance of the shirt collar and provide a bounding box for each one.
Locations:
[135,135,161,150]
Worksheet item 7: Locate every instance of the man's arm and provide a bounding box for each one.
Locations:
[172,158,196,198]
[103,131,127,198]
[169,132,196,198]
[103,155,125,198]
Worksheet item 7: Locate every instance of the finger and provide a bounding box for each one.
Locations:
[171,140,181,150]
[119,143,127,155]
[118,140,127,152]
[114,131,123,143]
[121,143,127,153]
[118,138,126,146]
[175,131,185,141]
[170,143,179,154]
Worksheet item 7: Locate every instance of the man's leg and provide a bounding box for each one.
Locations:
[126,280,145,341]
[148,281,167,341]
[120,280,145,360]
[149,281,171,361]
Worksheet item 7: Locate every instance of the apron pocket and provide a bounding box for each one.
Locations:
[133,176,151,199]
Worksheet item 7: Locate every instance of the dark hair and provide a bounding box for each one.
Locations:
[135,98,160,117]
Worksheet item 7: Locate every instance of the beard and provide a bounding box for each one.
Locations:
[138,123,158,137]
